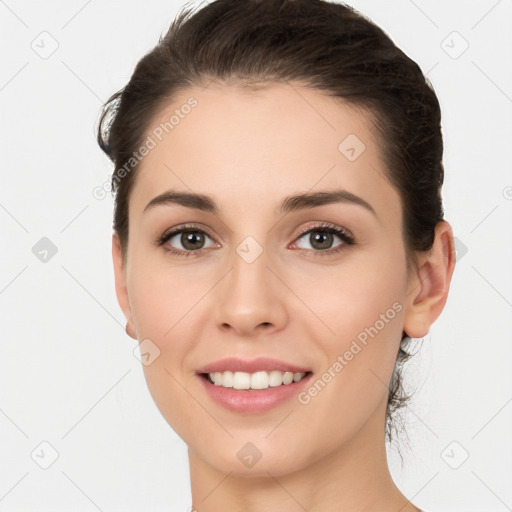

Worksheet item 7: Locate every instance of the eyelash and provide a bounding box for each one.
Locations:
[156,222,355,258]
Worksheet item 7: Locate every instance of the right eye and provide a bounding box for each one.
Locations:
[157,224,218,257]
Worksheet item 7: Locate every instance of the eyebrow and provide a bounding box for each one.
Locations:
[143,189,377,217]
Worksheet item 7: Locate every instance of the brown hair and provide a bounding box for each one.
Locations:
[97,0,444,447]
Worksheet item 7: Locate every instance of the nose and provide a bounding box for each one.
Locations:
[214,247,288,337]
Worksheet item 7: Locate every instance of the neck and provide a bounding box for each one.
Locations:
[187,404,419,512]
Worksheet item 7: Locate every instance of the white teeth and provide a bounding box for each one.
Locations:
[221,371,233,387]
[283,371,294,385]
[233,371,251,390]
[251,371,268,390]
[268,370,283,387]
[207,370,307,389]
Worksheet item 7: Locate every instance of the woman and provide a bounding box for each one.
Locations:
[97,0,455,510]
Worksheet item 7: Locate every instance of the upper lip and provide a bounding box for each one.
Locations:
[196,357,312,375]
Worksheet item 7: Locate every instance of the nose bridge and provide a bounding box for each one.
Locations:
[214,235,287,334]
[231,240,268,294]
[226,239,272,308]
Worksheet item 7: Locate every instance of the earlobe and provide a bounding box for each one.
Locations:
[403,221,456,338]
[112,233,137,340]
[125,322,137,339]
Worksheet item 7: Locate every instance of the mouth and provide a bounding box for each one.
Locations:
[200,370,313,391]
[196,369,314,413]
[195,357,314,412]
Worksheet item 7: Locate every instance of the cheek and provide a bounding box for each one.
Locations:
[126,255,209,386]
[127,253,204,340]
[292,251,407,345]
[330,275,404,350]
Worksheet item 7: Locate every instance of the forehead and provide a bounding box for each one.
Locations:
[129,81,400,222]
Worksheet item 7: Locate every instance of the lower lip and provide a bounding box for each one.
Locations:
[197,373,313,413]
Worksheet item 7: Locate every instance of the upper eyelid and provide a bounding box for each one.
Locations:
[162,223,215,238]
[295,222,352,238]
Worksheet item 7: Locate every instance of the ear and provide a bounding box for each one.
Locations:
[403,220,456,338]
[112,233,137,340]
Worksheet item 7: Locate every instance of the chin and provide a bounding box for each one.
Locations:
[191,436,313,478]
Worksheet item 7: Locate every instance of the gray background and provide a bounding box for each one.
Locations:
[1,0,511,510]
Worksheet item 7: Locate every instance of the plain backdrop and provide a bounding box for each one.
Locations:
[1,0,511,511]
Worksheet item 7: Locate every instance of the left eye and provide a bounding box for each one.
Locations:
[293,226,353,252]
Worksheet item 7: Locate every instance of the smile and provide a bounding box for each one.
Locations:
[204,370,309,390]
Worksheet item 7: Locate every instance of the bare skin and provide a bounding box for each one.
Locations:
[112,80,455,512]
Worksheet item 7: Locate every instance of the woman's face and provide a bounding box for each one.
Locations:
[113,81,421,476]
